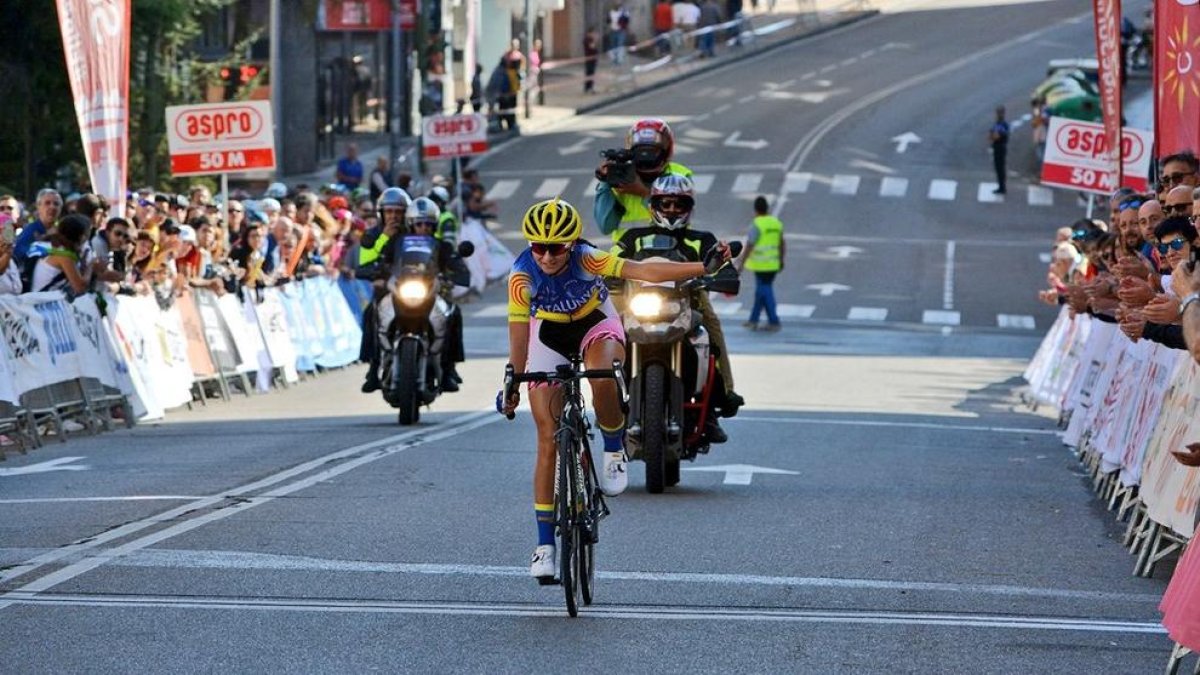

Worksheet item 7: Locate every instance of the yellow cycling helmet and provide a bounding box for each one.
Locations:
[521,198,583,243]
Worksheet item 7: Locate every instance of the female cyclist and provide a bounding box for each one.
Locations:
[498,198,731,578]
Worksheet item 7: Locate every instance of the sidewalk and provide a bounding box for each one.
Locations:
[284,0,876,189]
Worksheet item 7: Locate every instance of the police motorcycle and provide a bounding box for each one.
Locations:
[374,198,473,425]
[615,179,742,493]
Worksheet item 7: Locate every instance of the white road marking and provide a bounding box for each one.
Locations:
[977,182,1004,203]
[471,304,509,318]
[49,548,1159,602]
[738,94,757,103]
[0,410,500,601]
[731,173,764,193]
[831,174,860,195]
[681,463,799,485]
[819,63,837,73]
[998,314,1037,329]
[735,416,1060,436]
[1028,185,1055,206]
[3,592,1165,632]
[534,178,569,199]
[847,307,888,321]
[0,457,89,477]
[692,174,716,194]
[827,245,862,259]
[783,172,812,193]
[714,103,732,114]
[485,179,521,201]
[928,179,957,201]
[774,304,815,318]
[800,71,816,80]
[712,302,744,316]
[583,178,600,197]
[840,57,858,66]
[806,282,851,296]
[1039,252,1053,264]
[879,176,908,197]
[923,310,961,326]
[943,240,956,310]
[0,495,202,504]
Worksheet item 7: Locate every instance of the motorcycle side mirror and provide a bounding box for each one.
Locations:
[457,241,475,258]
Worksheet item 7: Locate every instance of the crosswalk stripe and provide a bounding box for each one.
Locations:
[534,178,570,199]
[732,173,764,193]
[847,307,887,321]
[831,174,860,196]
[922,309,961,325]
[1027,185,1054,206]
[692,174,716,194]
[712,302,743,316]
[775,304,815,318]
[582,178,600,198]
[977,182,1004,203]
[928,179,957,201]
[1039,252,1052,264]
[997,314,1036,329]
[784,172,812,193]
[879,177,908,198]
[471,304,510,318]
[486,179,521,201]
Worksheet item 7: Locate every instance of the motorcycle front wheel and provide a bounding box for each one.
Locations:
[396,340,422,425]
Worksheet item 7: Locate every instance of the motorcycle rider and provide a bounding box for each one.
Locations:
[594,118,692,246]
[498,198,733,579]
[359,186,410,393]
[401,196,468,391]
[614,174,738,443]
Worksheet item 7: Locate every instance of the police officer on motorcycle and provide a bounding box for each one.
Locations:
[401,196,469,390]
[360,187,410,393]
[427,185,459,247]
[614,174,740,442]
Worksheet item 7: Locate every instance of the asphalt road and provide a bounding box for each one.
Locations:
[0,1,1174,672]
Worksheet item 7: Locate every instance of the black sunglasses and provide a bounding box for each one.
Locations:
[1165,203,1192,215]
[1157,238,1189,254]
[530,242,569,257]
[1162,171,1193,186]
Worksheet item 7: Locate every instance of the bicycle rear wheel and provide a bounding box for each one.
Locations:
[557,430,580,617]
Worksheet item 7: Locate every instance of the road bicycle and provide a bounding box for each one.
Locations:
[503,357,626,617]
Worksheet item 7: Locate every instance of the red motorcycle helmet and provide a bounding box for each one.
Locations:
[626,118,675,174]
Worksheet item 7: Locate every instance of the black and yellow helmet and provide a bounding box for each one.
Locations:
[521,198,583,243]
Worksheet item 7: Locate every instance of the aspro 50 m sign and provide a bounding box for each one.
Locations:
[1040,117,1151,194]
[165,101,276,176]
[422,114,488,159]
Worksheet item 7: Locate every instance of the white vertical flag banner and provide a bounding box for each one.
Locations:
[55,0,132,216]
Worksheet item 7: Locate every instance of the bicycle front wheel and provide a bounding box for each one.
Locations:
[579,448,597,606]
[557,430,581,617]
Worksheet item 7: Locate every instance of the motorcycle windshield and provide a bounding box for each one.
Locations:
[392,235,439,278]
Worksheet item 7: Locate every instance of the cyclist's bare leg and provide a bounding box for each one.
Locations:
[529,386,565,505]
[584,338,627,430]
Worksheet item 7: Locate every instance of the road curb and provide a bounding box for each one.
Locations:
[574,10,880,116]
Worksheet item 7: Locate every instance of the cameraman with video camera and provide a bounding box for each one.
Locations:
[594,117,744,417]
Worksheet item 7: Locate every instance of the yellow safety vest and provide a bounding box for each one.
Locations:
[611,162,693,242]
[745,215,783,272]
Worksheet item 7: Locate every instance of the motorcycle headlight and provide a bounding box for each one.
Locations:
[629,292,664,318]
[397,279,430,305]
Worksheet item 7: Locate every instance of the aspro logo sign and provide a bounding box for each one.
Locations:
[166,101,276,176]
[1040,117,1151,194]
[422,114,488,159]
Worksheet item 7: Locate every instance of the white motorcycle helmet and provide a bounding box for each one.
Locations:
[406,196,441,233]
[648,174,696,230]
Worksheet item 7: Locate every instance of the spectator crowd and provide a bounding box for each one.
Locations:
[0,169,501,309]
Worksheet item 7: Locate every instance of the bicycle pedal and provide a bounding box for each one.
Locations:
[537,576,560,586]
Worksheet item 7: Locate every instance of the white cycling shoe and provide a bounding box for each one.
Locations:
[601,451,628,497]
[530,544,556,579]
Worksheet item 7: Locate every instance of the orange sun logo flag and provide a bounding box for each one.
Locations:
[1158,4,1200,155]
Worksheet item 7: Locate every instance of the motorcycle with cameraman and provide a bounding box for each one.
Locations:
[595,119,744,420]
[615,175,743,491]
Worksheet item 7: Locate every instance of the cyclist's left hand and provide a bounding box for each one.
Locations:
[496,388,520,417]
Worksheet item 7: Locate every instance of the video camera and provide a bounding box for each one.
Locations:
[596,148,637,186]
